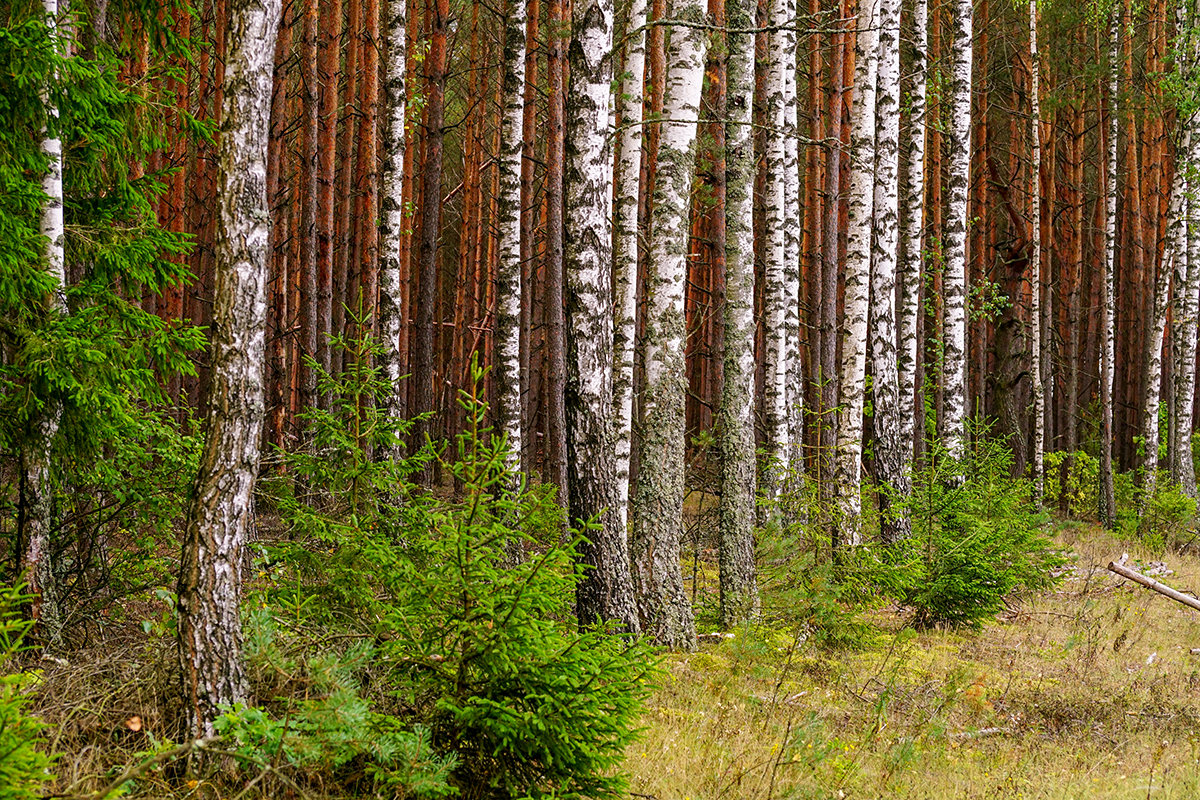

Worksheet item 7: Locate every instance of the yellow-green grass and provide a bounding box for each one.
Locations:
[628,523,1200,799]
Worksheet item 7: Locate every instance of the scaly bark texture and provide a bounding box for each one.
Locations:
[898,0,927,461]
[942,0,972,458]
[631,0,706,648]
[1029,0,1043,504]
[177,0,280,738]
[762,0,800,497]
[1100,9,1118,524]
[379,0,407,457]
[613,0,649,530]
[718,0,759,626]
[870,0,910,542]
[24,0,68,648]
[834,0,879,546]
[496,0,528,471]
[565,0,641,633]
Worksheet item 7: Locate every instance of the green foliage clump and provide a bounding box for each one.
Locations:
[0,586,54,799]
[877,439,1065,628]
[1138,483,1198,554]
[257,348,657,799]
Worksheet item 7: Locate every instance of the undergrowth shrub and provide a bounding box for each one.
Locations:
[879,438,1064,628]
[1138,483,1198,553]
[0,586,54,800]
[256,346,656,799]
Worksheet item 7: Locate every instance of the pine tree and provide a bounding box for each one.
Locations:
[177,0,281,736]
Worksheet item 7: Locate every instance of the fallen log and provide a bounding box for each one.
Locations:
[1107,556,1200,612]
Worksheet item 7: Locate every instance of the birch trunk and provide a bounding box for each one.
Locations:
[1100,9,1118,524]
[379,0,407,458]
[898,0,927,463]
[834,0,879,545]
[496,0,528,472]
[613,0,649,529]
[24,0,68,648]
[871,0,910,542]
[782,6,802,473]
[1177,127,1200,496]
[942,0,972,458]
[177,0,280,737]
[565,0,641,633]
[718,0,759,626]
[1029,0,1044,504]
[1143,146,1180,497]
[763,0,800,497]
[630,0,706,648]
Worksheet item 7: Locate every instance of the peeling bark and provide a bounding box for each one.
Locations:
[380,0,407,457]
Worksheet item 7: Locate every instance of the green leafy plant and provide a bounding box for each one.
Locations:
[0,585,54,800]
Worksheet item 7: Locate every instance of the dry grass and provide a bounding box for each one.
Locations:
[627,522,1200,799]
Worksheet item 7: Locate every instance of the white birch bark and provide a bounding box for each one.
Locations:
[833,0,879,545]
[380,0,407,459]
[871,0,911,542]
[897,0,927,462]
[24,0,69,649]
[762,0,800,497]
[177,0,281,737]
[496,0,528,472]
[1143,142,1180,498]
[1029,0,1044,505]
[630,0,706,648]
[613,0,648,530]
[942,0,972,458]
[718,0,759,627]
[564,0,641,633]
[1100,9,1118,524]
[1171,151,1193,491]
[782,7,802,474]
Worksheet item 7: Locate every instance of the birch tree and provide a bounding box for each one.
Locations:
[630,0,707,648]
[496,0,528,471]
[718,0,759,626]
[898,0,928,461]
[1176,3,1200,497]
[23,0,68,647]
[564,0,641,632]
[177,0,281,737]
[763,0,801,497]
[1100,8,1118,524]
[870,0,911,543]
[1143,142,1180,498]
[1029,0,1044,504]
[379,0,407,459]
[613,0,649,528]
[834,0,880,545]
[942,0,973,458]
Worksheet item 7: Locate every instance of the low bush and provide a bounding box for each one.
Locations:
[0,586,54,800]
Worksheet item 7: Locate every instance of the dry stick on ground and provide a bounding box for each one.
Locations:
[1107,556,1200,613]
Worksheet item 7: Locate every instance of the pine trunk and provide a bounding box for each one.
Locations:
[177,0,280,736]
[631,0,707,648]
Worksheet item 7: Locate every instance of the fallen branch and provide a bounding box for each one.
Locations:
[1107,555,1200,612]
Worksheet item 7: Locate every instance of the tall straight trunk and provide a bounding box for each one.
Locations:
[781,0,802,468]
[762,0,800,497]
[942,0,972,457]
[718,0,759,626]
[1144,146,1181,497]
[1029,0,1043,504]
[1100,9,1118,525]
[565,0,641,633]
[299,0,318,418]
[316,0,341,391]
[898,0,927,463]
[332,0,362,381]
[358,0,381,338]
[519,0,540,472]
[380,0,407,453]
[177,0,280,737]
[613,0,649,530]
[833,0,879,545]
[1177,146,1200,493]
[24,0,69,647]
[870,0,910,542]
[1063,90,1084,509]
[545,0,568,499]
[631,0,707,649]
[495,0,528,471]
[414,0,449,480]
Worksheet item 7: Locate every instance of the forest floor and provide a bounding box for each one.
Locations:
[627,522,1200,800]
